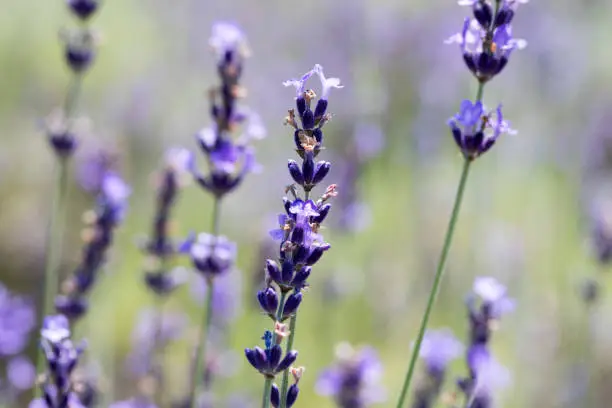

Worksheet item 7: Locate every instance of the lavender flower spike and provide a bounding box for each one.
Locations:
[394,0,526,404]
[188,22,262,408]
[252,64,341,408]
[55,171,131,320]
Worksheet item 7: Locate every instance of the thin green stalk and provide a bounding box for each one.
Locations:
[394,158,473,408]
[262,377,273,408]
[42,158,69,315]
[279,313,298,408]
[189,196,221,408]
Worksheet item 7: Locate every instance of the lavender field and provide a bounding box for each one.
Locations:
[1,0,611,407]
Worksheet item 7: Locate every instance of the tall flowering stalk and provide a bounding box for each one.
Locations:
[395,1,527,406]
[245,64,341,408]
[138,148,192,404]
[39,0,101,387]
[187,22,264,407]
[54,172,130,321]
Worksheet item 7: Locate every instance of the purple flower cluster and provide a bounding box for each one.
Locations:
[316,344,386,408]
[191,22,264,199]
[245,64,341,407]
[55,172,131,320]
[458,277,513,407]
[412,329,463,408]
[47,0,101,157]
[142,148,194,295]
[446,0,527,84]
[31,315,86,408]
[445,0,527,160]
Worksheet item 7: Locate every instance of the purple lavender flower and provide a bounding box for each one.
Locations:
[61,27,98,74]
[55,172,131,320]
[142,148,193,295]
[36,315,86,408]
[471,276,515,321]
[316,343,386,408]
[445,14,526,83]
[419,329,464,375]
[76,148,118,194]
[247,65,341,408]
[66,0,98,20]
[0,283,35,356]
[411,329,463,408]
[244,331,298,377]
[448,100,515,160]
[44,110,79,158]
[461,345,510,408]
[191,22,264,199]
[190,233,237,279]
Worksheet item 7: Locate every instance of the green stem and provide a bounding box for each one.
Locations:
[189,196,221,408]
[394,158,472,408]
[280,313,298,408]
[64,75,83,122]
[262,377,273,408]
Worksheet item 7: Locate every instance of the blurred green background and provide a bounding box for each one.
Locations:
[3,0,612,406]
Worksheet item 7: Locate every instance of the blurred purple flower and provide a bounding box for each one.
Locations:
[56,172,131,320]
[465,345,510,405]
[190,233,237,279]
[7,356,36,391]
[76,149,117,194]
[418,329,464,374]
[472,276,515,318]
[66,0,99,21]
[0,283,35,356]
[316,343,386,407]
[209,22,247,59]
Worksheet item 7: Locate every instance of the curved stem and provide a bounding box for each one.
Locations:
[279,313,298,407]
[394,158,472,408]
[189,196,221,408]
